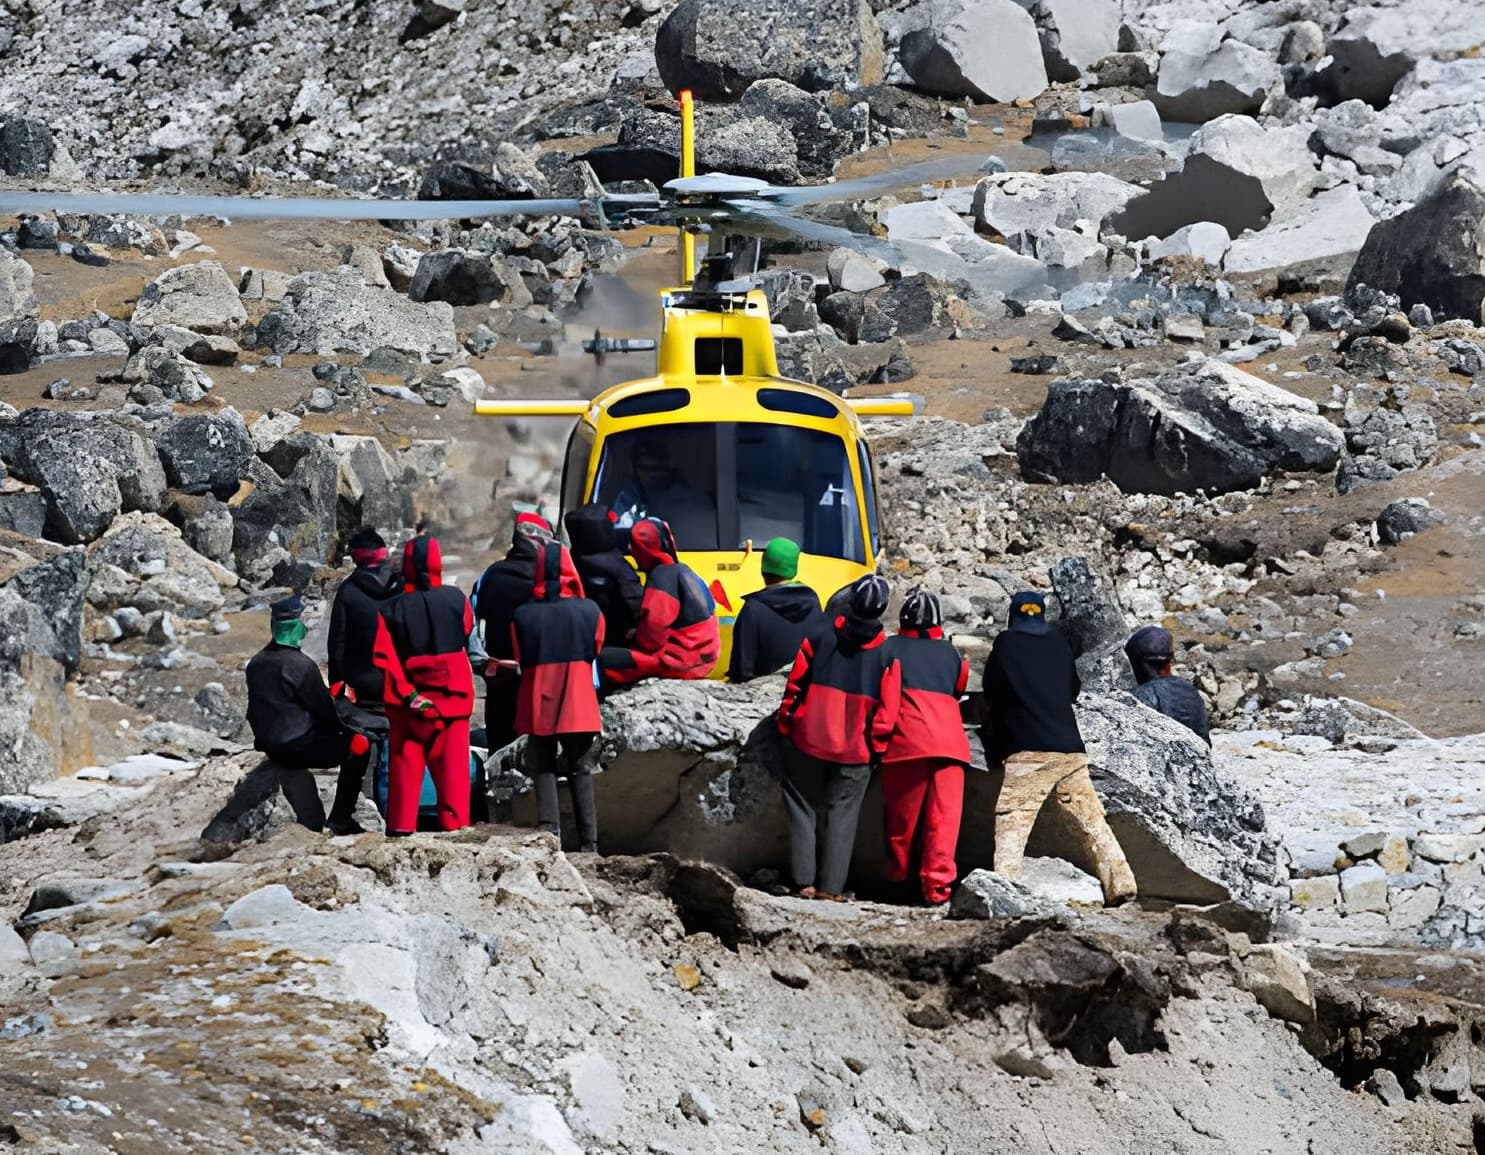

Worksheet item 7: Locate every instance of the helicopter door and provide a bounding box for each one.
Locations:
[560,422,595,517]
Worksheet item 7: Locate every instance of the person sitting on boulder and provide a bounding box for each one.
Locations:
[324,526,401,833]
[777,574,901,902]
[373,534,476,836]
[245,595,371,833]
[471,511,554,753]
[564,502,644,644]
[512,540,605,853]
[1124,625,1210,745]
[726,537,824,683]
[599,518,719,685]
[880,589,970,907]
[981,591,1136,907]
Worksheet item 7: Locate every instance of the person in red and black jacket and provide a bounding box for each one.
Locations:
[372,534,476,835]
[776,574,901,901]
[472,511,554,753]
[880,589,971,906]
[599,518,719,686]
[511,541,605,852]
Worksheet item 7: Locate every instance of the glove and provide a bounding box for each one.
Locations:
[330,681,345,698]
[348,733,371,757]
[405,693,435,714]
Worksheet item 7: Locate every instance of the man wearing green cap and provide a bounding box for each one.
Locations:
[727,538,824,683]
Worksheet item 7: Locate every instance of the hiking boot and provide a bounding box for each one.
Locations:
[327,817,367,836]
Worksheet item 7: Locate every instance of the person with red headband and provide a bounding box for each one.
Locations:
[511,540,605,852]
[472,510,554,752]
[324,526,401,834]
[598,517,719,685]
[373,534,476,835]
[879,589,970,906]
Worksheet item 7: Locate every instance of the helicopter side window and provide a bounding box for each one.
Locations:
[560,422,595,519]
[858,442,881,557]
[695,337,743,375]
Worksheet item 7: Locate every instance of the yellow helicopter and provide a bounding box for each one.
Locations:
[470,91,917,675]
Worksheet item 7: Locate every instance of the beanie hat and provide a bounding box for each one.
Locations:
[847,574,890,621]
[899,588,942,632]
[1008,590,1050,633]
[760,537,801,580]
[514,510,554,542]
[270,595,304,623]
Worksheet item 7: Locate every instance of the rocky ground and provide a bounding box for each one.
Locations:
[4,0,1485,1148]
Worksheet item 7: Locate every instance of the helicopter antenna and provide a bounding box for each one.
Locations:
[679,89,696,287]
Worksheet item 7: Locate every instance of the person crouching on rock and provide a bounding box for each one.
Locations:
[1124,625,1211,745]
[880,590,971,907]
[245,595,371,833]
[372,534,476,836]
[512,540,605,853]
[981,591,1137,906]
[598,518,719,686]
[776,575,901,901]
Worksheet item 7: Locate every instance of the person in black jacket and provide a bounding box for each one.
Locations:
[564,502,643,644]
[245,596,370,833]
[727,538,824,683]
[981,591,1136,906]
[1125,626,1211,744]
[471,511,553,752]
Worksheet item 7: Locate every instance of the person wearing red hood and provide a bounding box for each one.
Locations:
[777,574,901,901]
[511,540,605,852]
[879,590,971,906]
[598,518,719,686]
[372,534,476,835]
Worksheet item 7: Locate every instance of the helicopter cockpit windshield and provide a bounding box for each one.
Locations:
[592,422,866,563]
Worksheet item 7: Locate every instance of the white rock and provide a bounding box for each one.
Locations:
[437,366,487,405]
[1239,944,1314,1023]
[219,884,312,930]
[1223,186,1376,283]
[1413,832,1485,863]
[1015,0,1120,81]
[1188,115,1320,219]
[1388,885,1442,930]
[973,170,1146,239]
[560,1051,626,1142]
[1019,856,1104,905]
[827,248,887,293]
[131,261,247,335]
[880,199,973,242]
[0,249,38,321]
[896,0,1049,103]
[0,923,30,966]
[27,929,77,966]
[1339,861,1388,913]
[1288,874,1340,910]
[1109,100,1162,142]
[1154,23,1280,123]
[1147,222,1231,266]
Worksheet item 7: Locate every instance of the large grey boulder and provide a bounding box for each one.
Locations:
[0,249,38,321]
[0,117,56,177]
[0,410,168,545]
[896,0,1048,102]
[1017,359,1345,496]
[409,251,530,308]
[654,0,884,100]
[87,511,237,618]
[974,171,1146,242]
[1223,186,1376,293]
[1323,3,1484,108]
[1114,116,1318,242]
[1010,0,1120,82]
[1345,170,1485,324]
[153,409,252,498]
[512,675,1281,907]
[1153,23,1280,123]
[1049,556,1134,694]
[256,268,458,359]
[131,261,247,335]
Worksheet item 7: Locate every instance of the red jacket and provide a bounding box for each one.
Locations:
[778,617,901,765]
[629,519,719,679]
[881,628,971,766]
[511,543,605,737]
[372,536,475,720]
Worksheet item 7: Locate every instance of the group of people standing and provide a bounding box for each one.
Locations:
[244,511,1209,910]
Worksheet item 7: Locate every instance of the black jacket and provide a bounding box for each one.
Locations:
[245,643,340,753]
[473,539,541,662]
[727,582,824,683]
[565,503,644,642]
[327,564,401,703]
[1134,677,1211,744]
[980,623,1085,762]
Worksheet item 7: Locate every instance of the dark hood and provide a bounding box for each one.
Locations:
[565,503,618,557]
[743,582,822,625]
[834,612,884,651]
[346,563,400,601]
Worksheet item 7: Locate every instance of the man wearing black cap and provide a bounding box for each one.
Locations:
[981,591,1136,906]
[245,596,371,832]
[776,574,901,901]
[1125,626,1210,744]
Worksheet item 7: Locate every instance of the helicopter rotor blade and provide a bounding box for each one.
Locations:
[720,201,906,265]
[0,191,599,222]
[757,154,995,208]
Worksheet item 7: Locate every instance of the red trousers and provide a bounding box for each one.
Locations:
[882,757,965,905]
[385,708,471,835]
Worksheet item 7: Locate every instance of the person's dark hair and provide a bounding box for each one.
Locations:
[349,526,386,552]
